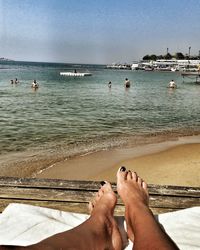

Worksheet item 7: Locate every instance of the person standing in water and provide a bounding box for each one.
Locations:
[169,80,176,88]
[124,78,131,88]
[32,80,39,88]
[14,78,19,84]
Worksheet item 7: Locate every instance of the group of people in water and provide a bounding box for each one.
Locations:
[10,78,39,89]
[11,77,176,91]
[108,78,131,89]
[10,78,19,84]
[108,78,177,89]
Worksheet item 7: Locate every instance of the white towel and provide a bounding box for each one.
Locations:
[158,207,200,250]
[0,203,199,250]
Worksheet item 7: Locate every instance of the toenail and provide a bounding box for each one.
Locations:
[100,181,106,186]
[120,166,126,172]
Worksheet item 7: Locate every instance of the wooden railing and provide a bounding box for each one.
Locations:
[0,177,199,215]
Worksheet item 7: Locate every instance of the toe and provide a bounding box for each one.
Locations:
[132,171,138,181]
[117,166,128,182]
[88,201,94,213]
[137,176,142,186]
[127,170,132,180]
[142,180,147,189]
[100,181,113,193]
[98,188,104,197]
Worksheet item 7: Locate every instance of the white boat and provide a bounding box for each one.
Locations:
[171,67,179,72]
[60,72,92,76]
[131,63,139,70]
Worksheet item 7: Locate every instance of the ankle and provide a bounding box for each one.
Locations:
[125,201,151,220]
[87,215,116,249]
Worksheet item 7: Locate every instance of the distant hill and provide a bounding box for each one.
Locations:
[0,57,14,61]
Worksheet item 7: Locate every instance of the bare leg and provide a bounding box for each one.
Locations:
[117,167,179,250]
[0,182,122,250]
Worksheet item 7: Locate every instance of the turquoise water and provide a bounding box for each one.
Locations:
[0,61,200,156]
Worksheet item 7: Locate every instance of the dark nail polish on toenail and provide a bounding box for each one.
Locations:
[120,166,126,172]
[100,181,106,186]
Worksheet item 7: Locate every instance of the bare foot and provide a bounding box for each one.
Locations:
[89,181,122,250]
[117,167,149,242]
[6,182,122,250]
[117,167,179,250]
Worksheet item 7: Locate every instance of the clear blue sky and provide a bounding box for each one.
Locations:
[0,0,200,64]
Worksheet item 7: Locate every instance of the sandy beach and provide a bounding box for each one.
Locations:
[35,135,200,187]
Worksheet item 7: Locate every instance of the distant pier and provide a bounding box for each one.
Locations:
[181,71,200,83]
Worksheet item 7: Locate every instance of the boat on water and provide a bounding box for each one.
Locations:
[60,72,92,76]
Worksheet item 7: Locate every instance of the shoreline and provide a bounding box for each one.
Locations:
[35,135,200,187]
[0,134,199,187]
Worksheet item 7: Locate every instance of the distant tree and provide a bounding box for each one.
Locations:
[150,54,157,61]
[143,55,151,60]
[157,55,164,59]
[175,52,185,59]
[185,54,189,60]
[164,53,172,60]
[142,51,200,60]
[191,55,198,60]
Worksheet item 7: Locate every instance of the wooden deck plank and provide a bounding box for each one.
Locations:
[0,186,199,209]
[0,177,199,197]
[0,177,199,215]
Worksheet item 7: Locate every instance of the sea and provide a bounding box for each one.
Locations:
[0,61,200,175]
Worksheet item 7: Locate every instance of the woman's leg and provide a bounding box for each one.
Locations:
[117,167,179,250]
[0,182,122,250]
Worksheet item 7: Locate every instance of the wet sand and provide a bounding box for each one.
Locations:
[35,135,200,187]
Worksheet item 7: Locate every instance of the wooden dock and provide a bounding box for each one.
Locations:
[181,71,200,83]
[0,177,199,215]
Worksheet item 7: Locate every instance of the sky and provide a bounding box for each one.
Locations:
[0,0,200,64]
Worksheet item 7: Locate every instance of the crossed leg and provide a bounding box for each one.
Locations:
[0,168,180,250]
[117,166,179,250]
[0,181,122,250]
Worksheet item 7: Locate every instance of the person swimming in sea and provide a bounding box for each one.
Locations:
[168,80,176,88]
[14,78,19,84]
[124,78,131,88]
[32,80,39,88]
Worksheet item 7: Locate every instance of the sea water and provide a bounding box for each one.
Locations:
[0,61,200,160]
